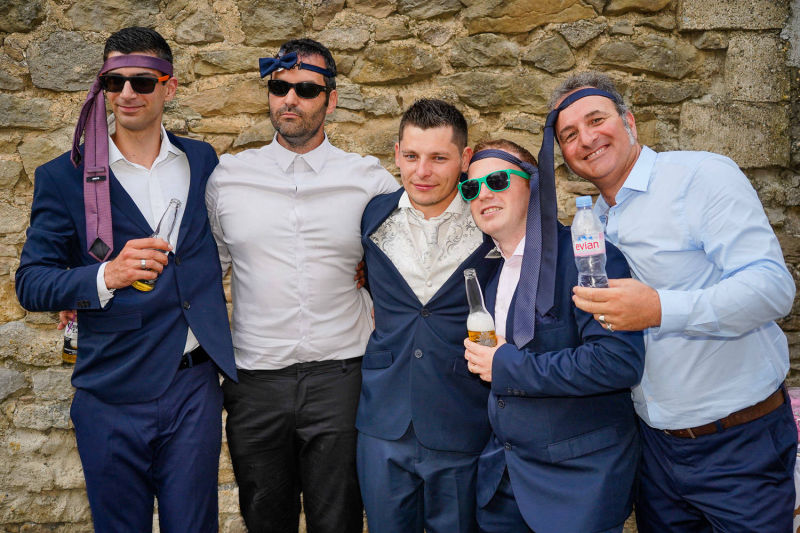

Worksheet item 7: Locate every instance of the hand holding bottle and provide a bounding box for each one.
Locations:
[103,237,172,289]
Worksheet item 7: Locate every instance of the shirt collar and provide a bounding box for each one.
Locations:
[491,235,525,261]
[107,116,181,167]
[597,145,656,211]
[398,190,468,220]
[267,134,331,174]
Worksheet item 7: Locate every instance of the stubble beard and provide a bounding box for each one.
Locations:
[270,104,326,149]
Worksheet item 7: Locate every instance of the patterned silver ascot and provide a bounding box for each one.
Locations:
[371,193,483,305]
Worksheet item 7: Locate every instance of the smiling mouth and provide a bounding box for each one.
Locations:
[584,145,608,161]
[481,206,502,215]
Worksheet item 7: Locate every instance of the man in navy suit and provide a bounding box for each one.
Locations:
[357,99,498,533]
[15,27,236,532]
[463,139,644,533]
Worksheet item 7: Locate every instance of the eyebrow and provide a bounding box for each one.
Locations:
[557,109,609,139]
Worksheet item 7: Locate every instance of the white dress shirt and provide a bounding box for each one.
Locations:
[206,135,399,370]
[95,119,198,354]
[492,237,525,339]
[370,192,484,304]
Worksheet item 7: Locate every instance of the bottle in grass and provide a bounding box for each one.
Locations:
[464,268,497,347]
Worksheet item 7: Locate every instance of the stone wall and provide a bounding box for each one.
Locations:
[0,0,797,530]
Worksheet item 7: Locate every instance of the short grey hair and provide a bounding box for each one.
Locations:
[548,71,629,118]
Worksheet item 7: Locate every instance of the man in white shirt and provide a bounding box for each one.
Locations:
[356,99,498,533]
[206,39,398,533]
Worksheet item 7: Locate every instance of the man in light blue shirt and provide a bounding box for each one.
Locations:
[555,72,797,532]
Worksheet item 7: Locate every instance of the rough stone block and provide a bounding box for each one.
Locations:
[181,79,268,116]
[12,400,71,431]
[237,0,305,46]
[450,34,519,68]
[32,369,74,401]
[194,48,264,76]
[0,321,61,367]
[0,0,45,32]
[418,22,455,47]
[232,120,275,148]
[374,17,412,41]
[66,0,160,32]
[678,0,788,30]
[0,160,23,189]
[0,280,25,332]
[317,27,370,51]
[782,1,800,67]
[336,83,365,110]
[175,6,225,44]
[592,34,697,79]
[691,31,728,49]
[18,128,74,181]
[628,79,704,105]
[444,71,557,114]
[0,94,54,130]
[605,0,671,14]
[0,202,28,234]
[347,0,396,18]
[557,19,608,48]
[363,94,402,116]
[610,20,635,34]
[505,114,542,134]
[680,101,790,168]
[463,0,597,34]
[725,33,790,103]
[349,42,441,84]
[0,368,26,402]
[310,0,346,30]
[522,35,576,73]
[0,489,90,524]
[398,0,462,19]
[0,68,23,91]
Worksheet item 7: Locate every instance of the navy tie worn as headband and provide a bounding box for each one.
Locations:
[259,52,335,79]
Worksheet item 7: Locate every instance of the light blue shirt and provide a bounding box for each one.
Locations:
[595,146,795,429]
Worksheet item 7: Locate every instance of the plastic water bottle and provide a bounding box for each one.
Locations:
[571,196,609,288]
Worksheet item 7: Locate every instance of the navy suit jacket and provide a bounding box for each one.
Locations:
[356,189,499,453]
[478,224,644,533]
[16,133,236,404]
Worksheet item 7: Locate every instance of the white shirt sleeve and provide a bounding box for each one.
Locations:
[96,262,115,308]
[205,168,232,276]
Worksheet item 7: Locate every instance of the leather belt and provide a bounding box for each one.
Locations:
[663,387,785,439]
[179,345,210,370]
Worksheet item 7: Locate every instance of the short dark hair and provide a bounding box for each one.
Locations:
[277,38,337,91]
[549,71,628,118]
[399,99,468,150]
[103,27,173,64]
[473,139,537,167]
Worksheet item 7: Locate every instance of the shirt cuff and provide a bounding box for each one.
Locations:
[655,289,690,334]
[96,262,115,308]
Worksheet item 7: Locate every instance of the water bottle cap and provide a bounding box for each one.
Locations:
[576,195,592,208]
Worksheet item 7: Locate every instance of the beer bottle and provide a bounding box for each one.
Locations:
[62,317,77,365]
[464,268,497,347]
[132,198,181,292]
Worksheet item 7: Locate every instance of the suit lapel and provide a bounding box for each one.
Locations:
[108,168,154,236]
[170,134,203,251]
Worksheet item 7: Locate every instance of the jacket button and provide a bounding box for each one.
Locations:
[504,442,512,451]
[414,349,423,359]
[183,301,191,310]
[175,256,181,265]
[421,308,430,318]
[497,399,505,408]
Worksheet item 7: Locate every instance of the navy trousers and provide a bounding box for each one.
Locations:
[70,360,223,533]
[357,423,480,533]
[636,393,797,533]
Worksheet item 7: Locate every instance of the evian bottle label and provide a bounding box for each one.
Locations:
[573,232,606,257]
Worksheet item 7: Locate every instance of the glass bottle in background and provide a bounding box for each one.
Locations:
[132,198,181,292]
[62,317,77,365]
[464,268,497,347]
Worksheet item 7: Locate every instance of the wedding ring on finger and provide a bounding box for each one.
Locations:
[140,258,147,270]
[607,323,615,332]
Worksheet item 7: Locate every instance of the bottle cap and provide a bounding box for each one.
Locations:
[576,195,592,208]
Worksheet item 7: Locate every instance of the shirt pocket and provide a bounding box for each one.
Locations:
[546,425,619,464]
[362,350,393,369]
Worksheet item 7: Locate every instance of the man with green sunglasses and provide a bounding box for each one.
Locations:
[458,168,530,202]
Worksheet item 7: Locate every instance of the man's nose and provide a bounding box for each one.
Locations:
[120,80,137,98]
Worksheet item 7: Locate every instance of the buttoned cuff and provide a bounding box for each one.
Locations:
[96,262,115,308]
[654,289,690,334]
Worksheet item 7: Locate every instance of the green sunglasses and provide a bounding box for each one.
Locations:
[458,169,530,201]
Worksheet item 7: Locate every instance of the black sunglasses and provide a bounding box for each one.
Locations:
[99,73,170,94]
[267,79,329,99]
[458,169,530,201]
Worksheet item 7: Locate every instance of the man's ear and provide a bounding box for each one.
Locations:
[163,76,178,103]
[326,89,338,115]
[460,146,474,172]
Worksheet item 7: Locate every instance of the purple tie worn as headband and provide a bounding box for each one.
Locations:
[70,54,173,262]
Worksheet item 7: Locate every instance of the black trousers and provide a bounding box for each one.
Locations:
[223,357,363,533]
